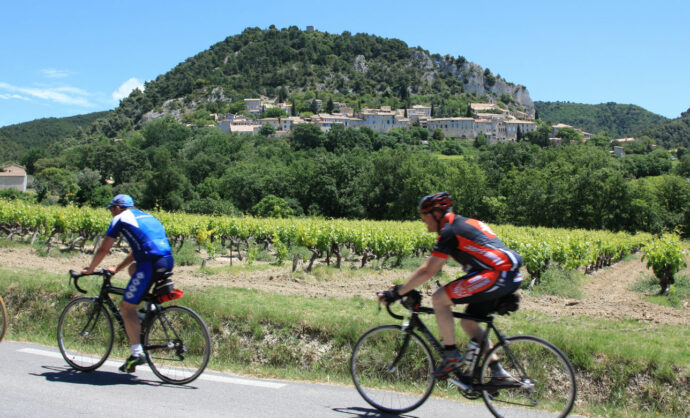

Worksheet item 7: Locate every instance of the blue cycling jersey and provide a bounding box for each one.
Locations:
[106,208,172,261]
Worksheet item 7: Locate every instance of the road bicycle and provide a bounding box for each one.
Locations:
[0,294,6,342]
[350,290,576,417]
[57,269,211,385]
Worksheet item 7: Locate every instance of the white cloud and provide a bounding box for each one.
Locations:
[112,78,144,101]
[0,93,29,101]
[41,68,69,79]
[0,82,92,106]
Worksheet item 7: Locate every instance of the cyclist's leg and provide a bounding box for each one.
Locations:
[447,271,521,363]
[120,261,153,373]
[431,287,456,346]
[120,261,153,344]
[119,260,153,372]
[430,273,481,378]
[463,273,523,365]
[446,270,500,339]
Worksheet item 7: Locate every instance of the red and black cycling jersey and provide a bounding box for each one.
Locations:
[431,213,522,273]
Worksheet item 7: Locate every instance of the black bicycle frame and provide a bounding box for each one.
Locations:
[70,270,161,346]
[387,303,519,393]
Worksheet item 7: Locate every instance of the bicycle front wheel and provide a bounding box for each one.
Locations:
[57,297,114,371]
[0,295,7,342]
[351,325,435,414]
[144,305,211,385]
[480,335,577,417]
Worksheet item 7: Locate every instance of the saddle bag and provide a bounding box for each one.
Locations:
[152,271,184,303]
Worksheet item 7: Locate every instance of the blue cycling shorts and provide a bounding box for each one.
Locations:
[123,256,174,304]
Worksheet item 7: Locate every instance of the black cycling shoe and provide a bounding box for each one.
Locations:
[489,360,512,381]
[119,354,146,373]
[431,349,463,379]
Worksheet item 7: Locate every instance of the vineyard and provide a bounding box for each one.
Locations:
[0,199,662,279]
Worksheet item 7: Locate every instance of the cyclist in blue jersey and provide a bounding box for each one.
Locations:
[82,194,174,373]
[379,192,522,379]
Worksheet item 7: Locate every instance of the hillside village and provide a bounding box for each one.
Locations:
[215,97,540,144]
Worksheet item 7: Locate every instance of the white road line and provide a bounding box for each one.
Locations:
[18,348,286,389]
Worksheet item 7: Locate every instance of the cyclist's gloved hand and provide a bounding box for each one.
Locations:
[378,284,402,304]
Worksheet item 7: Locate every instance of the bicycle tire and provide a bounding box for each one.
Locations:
[0,295,7,342]
[351,325,435,414]
[57,297,114,371]
[144,305,211,385]
[480,335,577,417]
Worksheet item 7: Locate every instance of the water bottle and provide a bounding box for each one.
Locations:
[137,309,146,324]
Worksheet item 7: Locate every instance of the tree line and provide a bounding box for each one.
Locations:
[7,116,690,237]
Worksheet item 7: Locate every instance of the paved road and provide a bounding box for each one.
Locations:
[1,340,502,417]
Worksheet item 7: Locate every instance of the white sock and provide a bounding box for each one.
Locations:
[131,344,143,357]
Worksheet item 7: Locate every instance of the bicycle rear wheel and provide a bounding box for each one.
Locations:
[57,297,114,371]
[0,295,7,342]
[144,305,210,385]
[480,335,576,417]
[351,325,435,414]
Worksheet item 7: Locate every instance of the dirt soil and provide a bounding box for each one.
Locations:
[1,245,687,326]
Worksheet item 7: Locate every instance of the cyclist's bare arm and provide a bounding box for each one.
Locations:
[399,255,447,295]
[112,251,135,275]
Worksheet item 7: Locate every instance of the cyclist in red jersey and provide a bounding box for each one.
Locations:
[378,192,523,379]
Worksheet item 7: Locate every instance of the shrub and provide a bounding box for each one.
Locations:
[642,234,687,295]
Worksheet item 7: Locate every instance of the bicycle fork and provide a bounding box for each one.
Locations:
[386,332,412,373]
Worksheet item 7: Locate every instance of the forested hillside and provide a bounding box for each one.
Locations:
[87,26,534,137]
[638,109,690,148]
[534,101,667,138]
[0,111,109,162]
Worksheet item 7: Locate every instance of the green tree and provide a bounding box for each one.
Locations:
[141,148,196,210]
[310,99,319,114]
[262,107,286,118]
[483,68,496,86]
[526,124,551,147]
[259,124,276,137]
[642,234,687,294]
[432,128,445,141]
[674,153,690,177]
[228,100,246,114]
[75,168,111,207]
[277,86,288,103]
[325,97,334,114]
[474,133,488,148]
[141,117,193,150]
[34,167,79,204]
[291,123,325,150]
[324,124,372,153]
[20,147,47,175]
[252,194,295,218]
[556,127,582,144]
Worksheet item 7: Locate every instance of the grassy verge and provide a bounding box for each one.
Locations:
[0,266,687,417]
[632,273,690,309]
[527,267,586,299]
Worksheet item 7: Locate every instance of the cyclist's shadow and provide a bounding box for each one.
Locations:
[332,407,419,417]
[31,365,196,389]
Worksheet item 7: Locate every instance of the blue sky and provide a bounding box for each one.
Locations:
[1,0,688,128]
